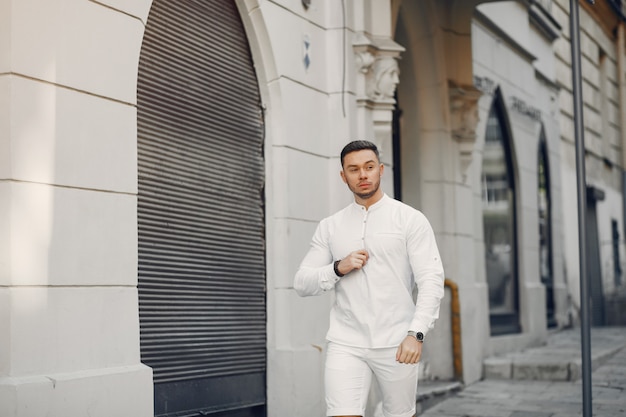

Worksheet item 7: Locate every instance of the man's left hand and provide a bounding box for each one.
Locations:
[395,336,422,364]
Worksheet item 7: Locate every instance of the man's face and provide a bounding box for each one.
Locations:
[340,149,384,201]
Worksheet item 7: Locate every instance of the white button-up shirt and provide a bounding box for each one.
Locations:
[294,194,445,348]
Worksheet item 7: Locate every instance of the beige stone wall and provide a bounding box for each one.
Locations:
[0,0,153,416]
[553,0,625,316]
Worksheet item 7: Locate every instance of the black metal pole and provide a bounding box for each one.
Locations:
[569,0,593,415]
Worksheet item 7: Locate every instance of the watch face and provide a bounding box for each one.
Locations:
[416,332,424,341]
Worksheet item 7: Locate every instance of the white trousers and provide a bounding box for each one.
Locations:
[325,342,419,417]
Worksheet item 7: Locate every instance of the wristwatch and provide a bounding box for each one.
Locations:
[407,330,424,342]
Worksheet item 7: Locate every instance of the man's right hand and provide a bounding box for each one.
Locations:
[336,249,369,276]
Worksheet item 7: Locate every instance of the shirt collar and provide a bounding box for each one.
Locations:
[352,193,389,212]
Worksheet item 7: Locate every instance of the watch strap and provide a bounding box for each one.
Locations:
[333,260,345,277]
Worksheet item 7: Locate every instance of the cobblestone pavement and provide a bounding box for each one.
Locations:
[420,327,626,417]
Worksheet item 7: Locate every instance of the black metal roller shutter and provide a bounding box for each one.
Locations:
[137,1,266,416]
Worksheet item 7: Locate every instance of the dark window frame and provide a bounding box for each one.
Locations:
[538,129,556,328]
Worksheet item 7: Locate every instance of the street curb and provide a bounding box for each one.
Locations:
[484,344,626,381]
[416,380,463,413]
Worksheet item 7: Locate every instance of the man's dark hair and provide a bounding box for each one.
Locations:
[340,140,380,167]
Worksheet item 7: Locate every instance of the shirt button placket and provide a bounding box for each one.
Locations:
[361,209,367,247]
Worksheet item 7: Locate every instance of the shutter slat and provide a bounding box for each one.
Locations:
[137,0,266,397]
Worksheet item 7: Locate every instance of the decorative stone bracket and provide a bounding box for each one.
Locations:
[449,81,483,175]
[353,33,405,109]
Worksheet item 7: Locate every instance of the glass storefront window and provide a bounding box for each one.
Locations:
[482,98,520,335]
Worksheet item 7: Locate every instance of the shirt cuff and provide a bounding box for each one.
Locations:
[409,322,431,338]
[319,264,341,291]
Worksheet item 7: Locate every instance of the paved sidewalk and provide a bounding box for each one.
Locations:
[419,327,626,417]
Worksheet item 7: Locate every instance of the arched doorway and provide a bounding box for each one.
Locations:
[481,91,520,335]
[137,1,266,416]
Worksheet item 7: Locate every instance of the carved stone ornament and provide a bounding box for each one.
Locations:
[449,81,483,175]
[353,33,404,106]
[367,57,400,101]
[449,82,481,143]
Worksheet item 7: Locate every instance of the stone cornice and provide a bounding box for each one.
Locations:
[529,2,562,42]
[473,8,537,63]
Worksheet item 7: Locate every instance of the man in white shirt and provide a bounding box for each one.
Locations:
[294,140,445,417]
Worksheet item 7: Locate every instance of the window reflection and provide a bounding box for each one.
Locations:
[482,101,519,334]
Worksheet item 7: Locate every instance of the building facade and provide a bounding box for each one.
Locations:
[0,0,624,416]
[553,0,626,327]
[471,0,564,355]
